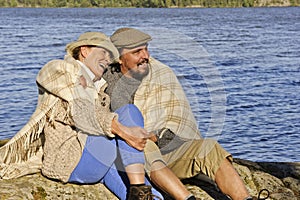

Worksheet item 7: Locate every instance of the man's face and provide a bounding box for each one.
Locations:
[82,46,111,81]
[119,44,150,80]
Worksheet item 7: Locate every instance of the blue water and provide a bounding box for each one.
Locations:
[0,7,299,162]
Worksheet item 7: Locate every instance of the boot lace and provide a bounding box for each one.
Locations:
[137,189,162,200]
[257,189,270,200]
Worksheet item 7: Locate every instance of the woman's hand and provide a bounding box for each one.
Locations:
[120,125,149,151]
[111,118,153,151]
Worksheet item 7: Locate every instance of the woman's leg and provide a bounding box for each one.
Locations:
[103,163,164,200]
[117,138,145,183]
[68,135,117,184]
[115,104,163,199]
[102,163,128,200]
[115,104,146,184]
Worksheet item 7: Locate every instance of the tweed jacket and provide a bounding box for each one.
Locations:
[0,55,117,182]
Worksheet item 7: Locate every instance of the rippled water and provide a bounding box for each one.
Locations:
[0,7,299,162]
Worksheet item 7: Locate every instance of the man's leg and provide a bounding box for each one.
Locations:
[145,140,195,200]
[215,158,250,200]
[163,139,251,200]
[150,160,192,199]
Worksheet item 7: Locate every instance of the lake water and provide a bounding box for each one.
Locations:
[0,7,299,162]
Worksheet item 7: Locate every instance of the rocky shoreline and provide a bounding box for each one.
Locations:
[0,138,299,199]
[0,160,299,199]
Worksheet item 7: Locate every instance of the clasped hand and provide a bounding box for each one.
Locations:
[120,126,156,151]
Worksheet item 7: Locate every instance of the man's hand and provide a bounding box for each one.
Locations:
[148,132,158,143]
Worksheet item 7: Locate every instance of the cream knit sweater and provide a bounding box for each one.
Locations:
[0,55,117,182]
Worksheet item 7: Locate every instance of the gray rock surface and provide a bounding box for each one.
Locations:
[0,158,299,199]
[0,138,299,200]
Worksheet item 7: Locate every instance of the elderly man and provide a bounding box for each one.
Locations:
[103,27,269,200]
[0,32,163,200]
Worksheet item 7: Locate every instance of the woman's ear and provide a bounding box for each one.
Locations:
[80,46,89,59]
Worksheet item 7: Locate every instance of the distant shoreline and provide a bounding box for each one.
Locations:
[1,3,300,9]
[1,4,300,8]
[2,0,299,8]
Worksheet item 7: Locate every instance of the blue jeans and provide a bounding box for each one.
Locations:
[68,104,163,199]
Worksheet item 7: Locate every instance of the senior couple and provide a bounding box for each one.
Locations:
[0,28,268,200]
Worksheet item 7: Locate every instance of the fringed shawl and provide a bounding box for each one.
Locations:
[0,55,107,179]
[0,86,60,178]
[134,57,201,140]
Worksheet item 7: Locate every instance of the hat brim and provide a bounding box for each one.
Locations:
[66,39,119,62]
[110,28,152,52]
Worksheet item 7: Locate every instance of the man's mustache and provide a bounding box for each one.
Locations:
[137,58,149,66]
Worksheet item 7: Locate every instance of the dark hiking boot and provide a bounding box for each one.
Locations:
[127,185,161,200]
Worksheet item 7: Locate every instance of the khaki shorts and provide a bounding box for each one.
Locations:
[144,139,232,181]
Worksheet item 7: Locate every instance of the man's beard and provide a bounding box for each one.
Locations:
[129,59,150,81]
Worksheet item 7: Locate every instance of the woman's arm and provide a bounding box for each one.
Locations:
[111,118,150,151]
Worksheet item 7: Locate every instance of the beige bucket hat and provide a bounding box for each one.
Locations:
[65,32,119,61]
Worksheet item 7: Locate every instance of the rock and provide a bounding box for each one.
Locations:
[0,173,118,200]
[1,139,299,200]
[234,159,300,200]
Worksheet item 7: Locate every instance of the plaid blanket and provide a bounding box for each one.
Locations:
[134,57,201,140]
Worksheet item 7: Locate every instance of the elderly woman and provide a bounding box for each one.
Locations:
[0,32,162,200]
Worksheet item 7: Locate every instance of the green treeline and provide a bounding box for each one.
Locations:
[1,0,299,8]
